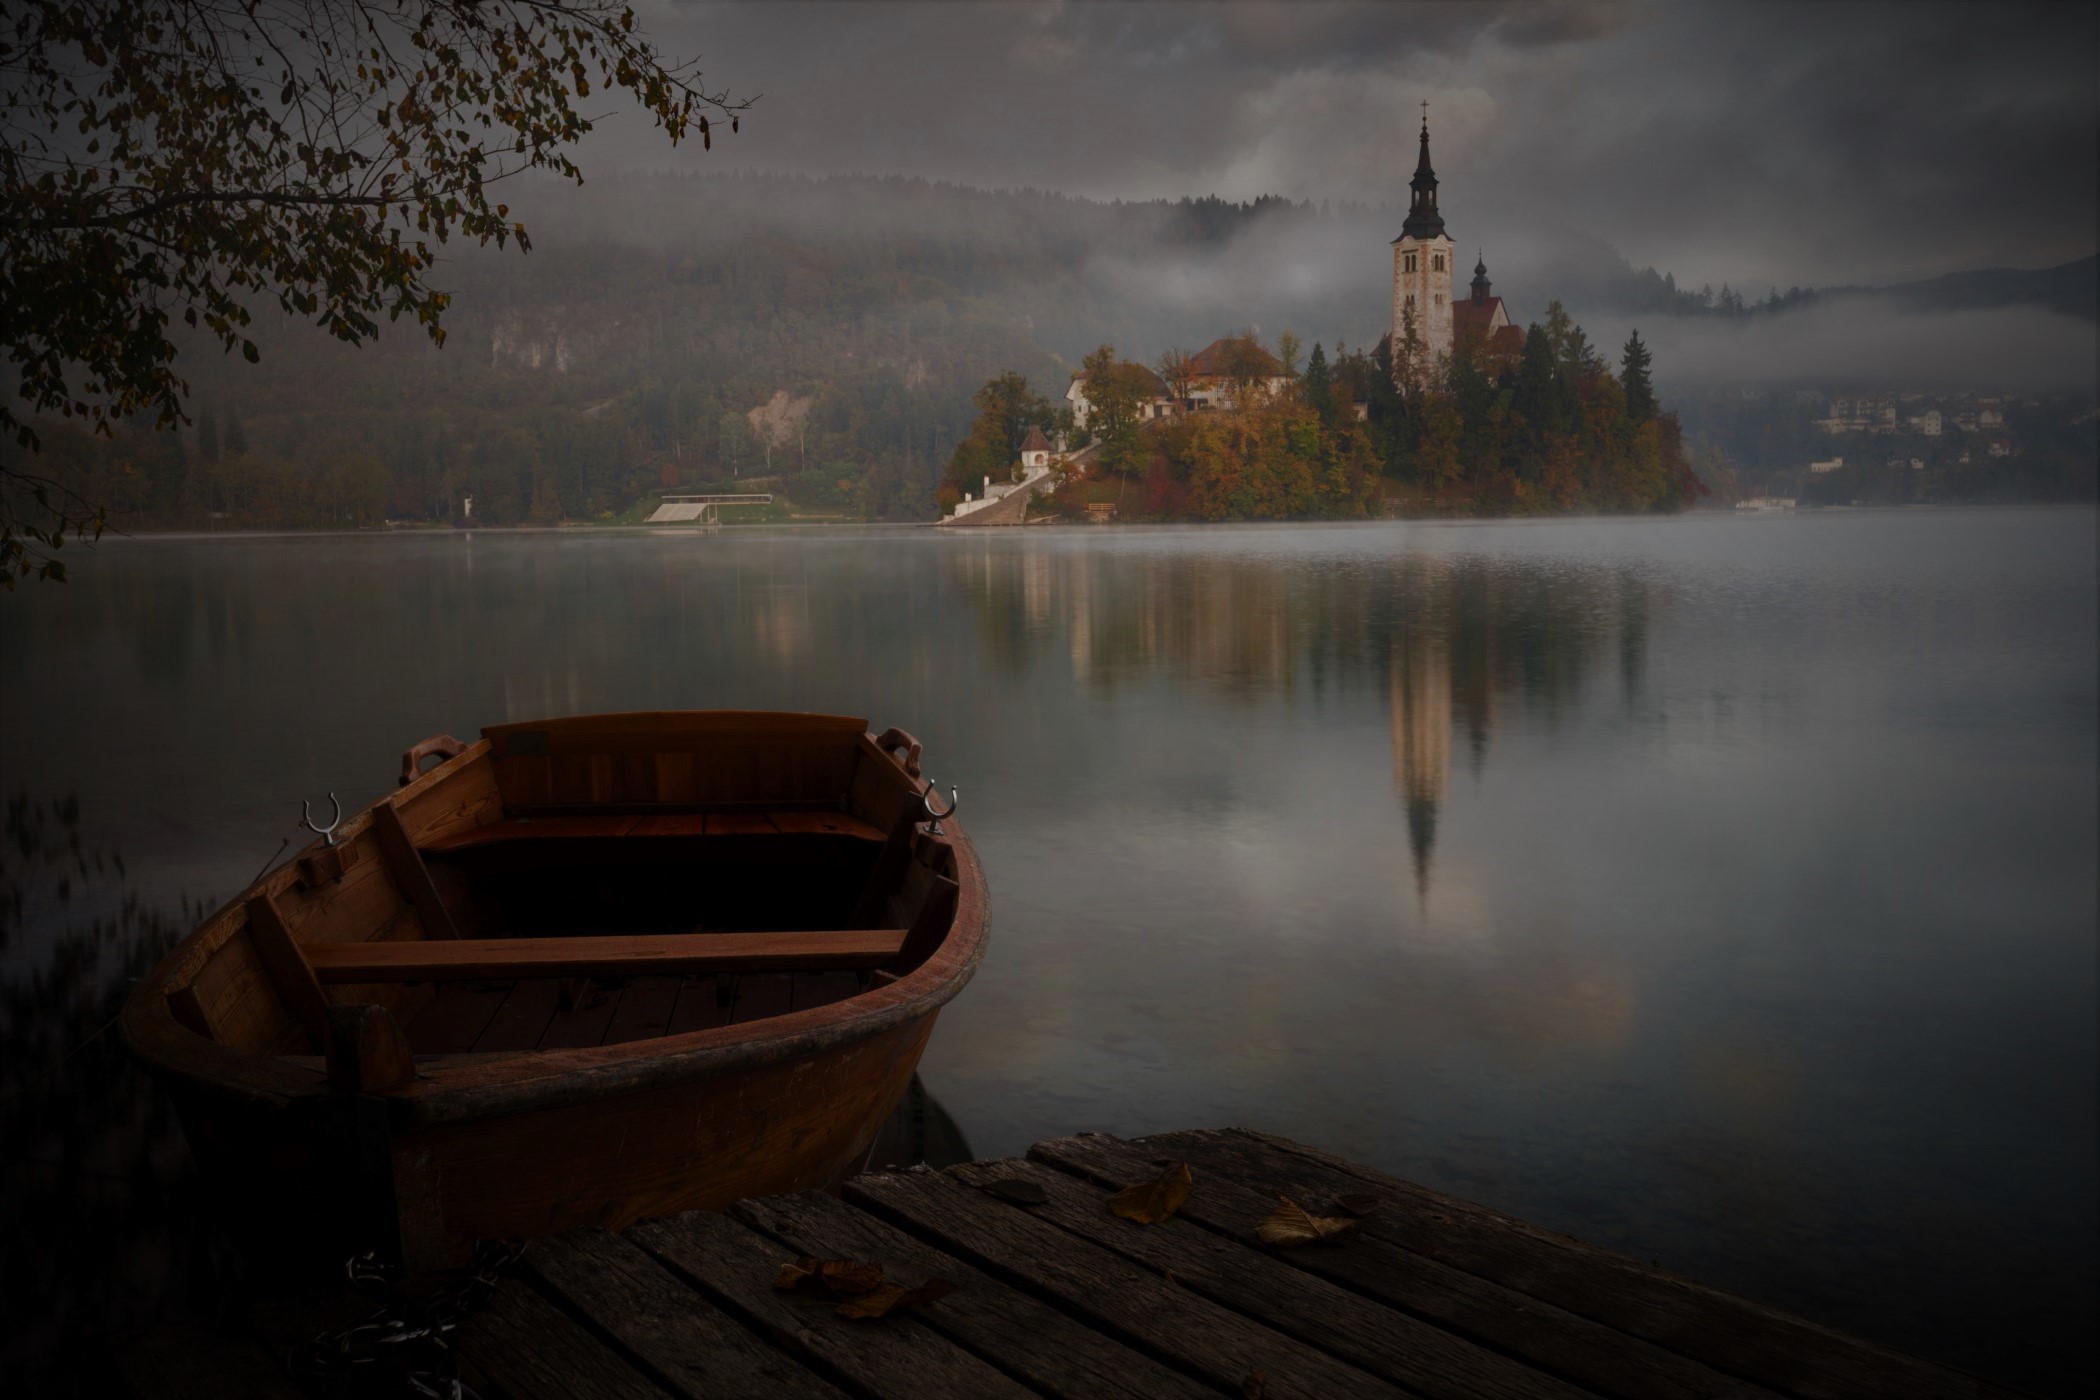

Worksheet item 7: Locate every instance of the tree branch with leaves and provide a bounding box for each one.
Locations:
[0,0,746,584]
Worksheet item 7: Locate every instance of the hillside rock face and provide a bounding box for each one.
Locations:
[489,306,625,372]
[747,390,813,447]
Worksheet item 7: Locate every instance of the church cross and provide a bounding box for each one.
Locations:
[1421,100,1429,129]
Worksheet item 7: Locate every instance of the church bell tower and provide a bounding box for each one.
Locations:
[1391,106,1456,381]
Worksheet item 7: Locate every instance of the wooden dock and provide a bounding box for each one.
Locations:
[123,1127,2020,1400]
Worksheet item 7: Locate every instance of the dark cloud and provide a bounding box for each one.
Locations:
[597,1,2094,288]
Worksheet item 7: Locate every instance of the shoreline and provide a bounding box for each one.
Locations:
[65,498,2100,546]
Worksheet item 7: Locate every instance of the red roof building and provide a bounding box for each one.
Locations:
[1452,256,1526,364]
[1185,337,1283,382]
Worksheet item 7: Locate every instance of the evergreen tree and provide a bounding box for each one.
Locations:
[1621,330,1657,425]
[196,405,221,464]
[223,411,249,457]
[1304,343,1333,418]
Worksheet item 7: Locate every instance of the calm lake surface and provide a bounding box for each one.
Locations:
[4,508,2095,1393]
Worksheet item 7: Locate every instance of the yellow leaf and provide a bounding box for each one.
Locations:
[1256,1195,1360,1246]
[1108,1160,1192,1225]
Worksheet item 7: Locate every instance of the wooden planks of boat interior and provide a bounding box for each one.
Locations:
[119,712,988,1272]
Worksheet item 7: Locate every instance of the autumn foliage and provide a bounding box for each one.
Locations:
[1014,302,1704,523]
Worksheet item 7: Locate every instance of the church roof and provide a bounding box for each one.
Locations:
[1454,297,1526,357]
[1397,117,1447,242]
[1072,365,1172,398]
[1452,296,1507,335]
[1019,425,1051,454]
[1186,337,1283,380]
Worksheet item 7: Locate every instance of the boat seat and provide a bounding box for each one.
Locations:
[303,928,908,983]
[418,810,885,854]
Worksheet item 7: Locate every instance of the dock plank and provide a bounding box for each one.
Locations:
[113,1125,2020,1400]
[1170,1129,2016,1400]
[523,1229,846,1400]
[455,1277,672,1400]
[1031,1131,1781,1400]
[630,1203,1039,1400]
[845,1164,1411,1400]
[734,1189,1218,1400]
[945,1155,1587,1400]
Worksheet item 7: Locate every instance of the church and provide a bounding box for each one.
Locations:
[1391,111,1524,379]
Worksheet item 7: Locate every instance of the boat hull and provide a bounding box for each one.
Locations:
[163,1011,937,1269]
[120,712,988,1271]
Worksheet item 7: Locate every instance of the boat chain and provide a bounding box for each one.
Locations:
[287,1239,525,1398]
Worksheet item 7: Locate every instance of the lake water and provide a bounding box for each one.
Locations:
[3,508,2094,1394]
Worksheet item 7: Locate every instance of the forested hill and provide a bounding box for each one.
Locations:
[15,172,2092,529]
[28,174,1411,528]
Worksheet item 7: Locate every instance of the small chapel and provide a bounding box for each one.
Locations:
[1391,109,1524,380]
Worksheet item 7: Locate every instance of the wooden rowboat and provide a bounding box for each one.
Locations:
[120,712,986,1270]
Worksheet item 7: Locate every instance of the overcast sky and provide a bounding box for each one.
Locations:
[593,1,2096,290]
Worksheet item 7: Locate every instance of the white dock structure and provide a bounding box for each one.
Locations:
[645,493,772,524]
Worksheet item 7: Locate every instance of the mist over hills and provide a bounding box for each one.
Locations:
[36,171,2094,529]
[212,170,2100,390]
[411,172,2100,386]
[1844,257,2098,321]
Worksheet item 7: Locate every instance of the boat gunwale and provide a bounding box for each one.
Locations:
[117,719,990,1130]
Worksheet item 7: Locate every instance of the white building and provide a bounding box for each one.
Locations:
[1064,365,1176,433]
[1906,409,1942,436]
[1809,457,1845,474]
[1066,337,1289,431]
[1019,425,1052,471]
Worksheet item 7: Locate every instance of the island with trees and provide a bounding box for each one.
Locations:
[943,308,1705,524]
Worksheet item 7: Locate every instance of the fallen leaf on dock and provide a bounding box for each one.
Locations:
[1256,1195,1361,1246]
[774,1256,885,1298]
[1109,1160,1192,1224]
[979,1177,1048,1205]
[833,1277,958,1320]
[774,1256,957,1318]
[1242,1367,1268,1399]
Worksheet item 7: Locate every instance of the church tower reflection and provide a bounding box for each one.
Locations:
[1389,628,1452,902]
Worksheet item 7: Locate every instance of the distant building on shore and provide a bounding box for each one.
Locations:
[1065,336,1288,428]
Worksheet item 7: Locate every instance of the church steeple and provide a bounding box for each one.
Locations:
[1470,252,1491,304]
[1400,105,1447,240]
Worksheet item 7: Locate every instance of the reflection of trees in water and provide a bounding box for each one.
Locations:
[951,545,1654,895]
[1,796,241,1398]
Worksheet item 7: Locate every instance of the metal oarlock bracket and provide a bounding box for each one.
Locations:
[297,792,356,886]
[922,781,959,835]
[302,792,343,847]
